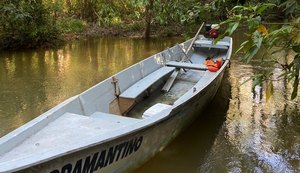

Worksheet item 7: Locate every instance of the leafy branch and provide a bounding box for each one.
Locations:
[216,2,300,99]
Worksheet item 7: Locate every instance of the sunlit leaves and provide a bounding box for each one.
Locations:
[257,24,268,36]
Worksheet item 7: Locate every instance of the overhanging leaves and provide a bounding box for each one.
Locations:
[217,2,299,99]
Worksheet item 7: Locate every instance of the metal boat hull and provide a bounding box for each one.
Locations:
[20,67,225,173]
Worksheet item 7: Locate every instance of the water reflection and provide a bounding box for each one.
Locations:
[0,36,184,137]
[198,58,299,173]
[197,39,300,172]
[0,33,299,172]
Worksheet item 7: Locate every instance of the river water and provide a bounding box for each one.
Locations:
[0,33,299,172]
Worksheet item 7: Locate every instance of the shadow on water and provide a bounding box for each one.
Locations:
[134,70,231,173]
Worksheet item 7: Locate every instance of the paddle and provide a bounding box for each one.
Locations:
[182,22,205,63]
[162,22,205,92]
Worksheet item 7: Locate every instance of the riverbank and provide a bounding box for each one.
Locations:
[0,23,189,51]
[63,23,189,42]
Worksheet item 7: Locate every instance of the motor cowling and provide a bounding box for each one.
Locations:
[209,29,219,38]
[206,24,220,38]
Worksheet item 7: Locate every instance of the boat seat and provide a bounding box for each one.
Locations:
[119,66,175,99]
[90,112,140,124]
[142,103,172,118]
[166,61,208,71]
[193,39,230,49]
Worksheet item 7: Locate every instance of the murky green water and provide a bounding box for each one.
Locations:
[0,33,299,172]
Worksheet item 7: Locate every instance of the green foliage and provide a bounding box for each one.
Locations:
[280,0,300,16]
[216,1,300,99]
[0,0,60,49]
[96,2,123,27]
[57,18,87,33]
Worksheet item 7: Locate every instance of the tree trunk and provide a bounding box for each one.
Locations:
[144,0,154,39]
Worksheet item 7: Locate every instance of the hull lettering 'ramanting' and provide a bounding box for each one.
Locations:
[50,136,143,173]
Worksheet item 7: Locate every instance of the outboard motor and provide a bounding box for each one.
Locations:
[205,24,220,39]
[204,24,212,32]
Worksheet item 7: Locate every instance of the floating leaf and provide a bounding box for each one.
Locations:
[266,81,274,101]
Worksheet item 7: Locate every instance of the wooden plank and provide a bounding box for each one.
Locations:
[118,97,136,115]
[109,97,136,115]
[109,98,122,115]
[161,70,179,92]
[193,39,229,49]
[166,61,208,71]
[182,22,205,62]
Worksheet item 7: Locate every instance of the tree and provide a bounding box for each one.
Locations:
[0,0,60,49]
[144,0,153,39]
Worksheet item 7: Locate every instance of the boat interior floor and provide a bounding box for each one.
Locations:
[128,69,205,118]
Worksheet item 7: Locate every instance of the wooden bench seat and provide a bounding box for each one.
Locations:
[193,39,230,49]
[119,66,175,99]
[166,61,208,71]
[114,66,174,115]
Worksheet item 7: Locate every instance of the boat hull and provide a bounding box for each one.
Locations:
[19,67,226,173]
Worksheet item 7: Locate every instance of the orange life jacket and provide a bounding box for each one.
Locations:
[204,58,223,72]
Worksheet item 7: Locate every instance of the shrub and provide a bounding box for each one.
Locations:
[57,18,87,33]
[0,0,60,50]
